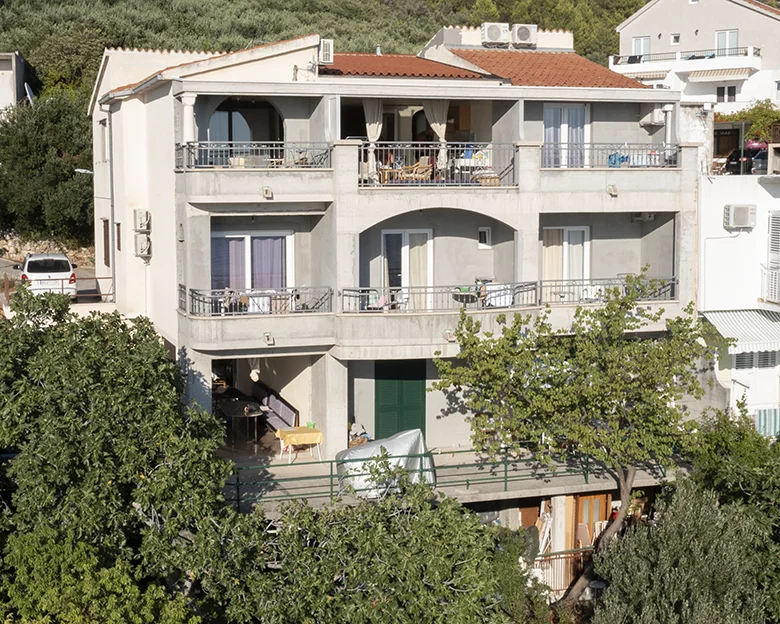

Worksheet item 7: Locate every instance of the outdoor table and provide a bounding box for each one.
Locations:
[217,400,269,445]
[275,426,323,463]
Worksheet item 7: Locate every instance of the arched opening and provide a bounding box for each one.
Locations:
[207,97,284,143]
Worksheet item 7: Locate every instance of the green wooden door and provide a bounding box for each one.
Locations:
[374,360,426,440]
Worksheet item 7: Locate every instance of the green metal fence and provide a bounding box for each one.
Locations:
[226,448,593,509]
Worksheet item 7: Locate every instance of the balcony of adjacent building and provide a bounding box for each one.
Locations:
[175,94,335,204]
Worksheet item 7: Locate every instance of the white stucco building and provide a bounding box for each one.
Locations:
[88,26,700,544]
[610,0,780,115]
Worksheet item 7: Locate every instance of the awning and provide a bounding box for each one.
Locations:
[687,68,753,82]
[624,70,668,80]
[703,310,780,354]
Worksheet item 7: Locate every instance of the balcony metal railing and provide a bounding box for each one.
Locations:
[539,277,677,305]
[176,141,332,169]
[533,547,595,598]
[761,266,780,304]
[612,46,760,65]
[541,143,680,169]
[358,141,516,187]
[187,286,333,316]
[341,282,538,313]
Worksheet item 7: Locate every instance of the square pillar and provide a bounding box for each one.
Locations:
[311,353,349,459]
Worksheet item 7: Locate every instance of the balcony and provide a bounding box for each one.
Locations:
[611,46,761,66]
[182,286,334,316]
[358,141,516,188]
[175,141,334,204]
[541,143,679,169]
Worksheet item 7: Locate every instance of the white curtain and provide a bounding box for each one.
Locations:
[567,108,585,168]
[543,107,562,167]
[248,358,262,383]
[424,100,449,171]
[408,233,428,311]
[363,99,383,183]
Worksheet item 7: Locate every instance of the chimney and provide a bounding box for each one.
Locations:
[376,44,382,56]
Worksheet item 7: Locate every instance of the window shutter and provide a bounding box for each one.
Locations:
[769,212,780,268]
[757,351,777,368]
[735,353,754,369]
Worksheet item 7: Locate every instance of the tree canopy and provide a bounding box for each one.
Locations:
[716,99,780,142]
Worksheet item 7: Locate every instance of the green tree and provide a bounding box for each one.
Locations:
[690,411,780,621]
[470,0,501,24]
[717,99,780,142]
[0,290,230,621]
[593,480,766,624]
[433,275,715,602]
[0,92,93,243]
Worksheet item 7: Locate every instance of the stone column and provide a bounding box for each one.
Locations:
[180,94,197,145]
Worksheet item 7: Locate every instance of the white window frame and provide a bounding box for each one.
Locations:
[542,226,591,280]
[670,33,681,45]
[478,227,492,250]
[543,103,592,168]
[735,351,778,370]
[380,229,434,289]
[210,229,295,290]
[716,30,739,55]
[775,81,780,100]
[632,36,651,57]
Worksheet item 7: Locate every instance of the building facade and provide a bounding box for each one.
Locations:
[611,0,780,115]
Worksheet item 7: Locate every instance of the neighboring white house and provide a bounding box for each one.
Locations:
[699,174,780,436]
[0,52,26,114]
[87,25,699,543]
[610,0,780,115]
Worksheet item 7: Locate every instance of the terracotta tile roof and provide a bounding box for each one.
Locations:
[741,0,780,17]
[320,53,485,79]
[451,48,648,88]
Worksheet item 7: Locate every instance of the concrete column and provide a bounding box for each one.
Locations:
[182,346,212,411]
[678,143,701,310]
[180,94,197,145]
[519,211,541,284]
[186,211,211,291]
[550,495,567,552]
[516,142,542,192]
[331,140,361,297]
[311,353,349,458]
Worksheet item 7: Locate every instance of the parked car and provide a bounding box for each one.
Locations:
[751,149,768,175]
[12,253,78,299]
[725,148,763,175]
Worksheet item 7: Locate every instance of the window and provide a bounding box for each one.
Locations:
[102,219,110,267]
[542,227,590,303]
[632,36,650,58]
[542,104,590,167]
[689,0,699,4]
[716,30,739,56]
[478,227,492,249]
[736,352,779,369]
[735,353,753,370]
[758,352,777,368]
[210,231,294,291]
[717,86,737,103]
[768,211,780,268]
[671,33,680,45]
[116,223,121,251]
[26,259,71,273]
[776,81,780,100]
[381,230,433,311]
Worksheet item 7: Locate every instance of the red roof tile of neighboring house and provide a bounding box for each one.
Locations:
[320,53,485,79]
[451,48,648,88]
[741,0,780,17]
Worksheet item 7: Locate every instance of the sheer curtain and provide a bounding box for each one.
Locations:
[542,229,564,282]
[543,107,561,167]
[363,99,383,183]
[251,236,286,289]
[567,230,586,301]
[567,108,585,168]
[423,100,449,171]
[408,233,428,311]
[211,237,246,290]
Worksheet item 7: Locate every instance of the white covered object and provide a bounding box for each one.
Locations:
[335,429,436,498]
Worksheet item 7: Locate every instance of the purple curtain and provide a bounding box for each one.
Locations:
[252,236,286,289]
[211,237,246,289]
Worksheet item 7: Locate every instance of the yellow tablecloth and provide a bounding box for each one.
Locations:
[275,427,323,447]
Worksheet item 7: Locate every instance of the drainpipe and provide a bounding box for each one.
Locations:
[99,103,116,297]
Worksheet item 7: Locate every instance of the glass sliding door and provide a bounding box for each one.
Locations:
[567,107,586,168]
[543,107,562,167]
[381,230,433,311]
[211,236,247,290]
[543,105,589,168]
[716,30,738,56]
[542,227,590,303]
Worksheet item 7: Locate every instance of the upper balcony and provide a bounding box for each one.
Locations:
[610,46,762,78]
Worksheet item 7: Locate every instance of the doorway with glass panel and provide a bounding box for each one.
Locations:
[381,230,433,311]
[211,231,293,314]
[542,227,590,303]
[542,104,589,168]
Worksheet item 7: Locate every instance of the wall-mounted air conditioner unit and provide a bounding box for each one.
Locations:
[511,24,538,46]
[133,209,151,233]
[640,104,665,126]
[319,39,334,64]
[723,204,757,230]
[481,22,510,46]
[134,233,152,259]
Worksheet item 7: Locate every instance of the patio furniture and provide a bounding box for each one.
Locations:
[275,426,323,463]
[397,156,432,182]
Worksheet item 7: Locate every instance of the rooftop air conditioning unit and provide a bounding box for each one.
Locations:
[133,209,151,233]
[319,39,334,64]
[723,204,757,230]
[481,22,510,46]
[511,24,538,46]
[134,233,152,259]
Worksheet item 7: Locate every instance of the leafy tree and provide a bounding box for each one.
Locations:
[717,99,780,142]
[470,0,501,24]
[0,92,93,243]
[690,411,780,621]
[593,479,766,624]
[433,274,715,602]
[0,290,230,621]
